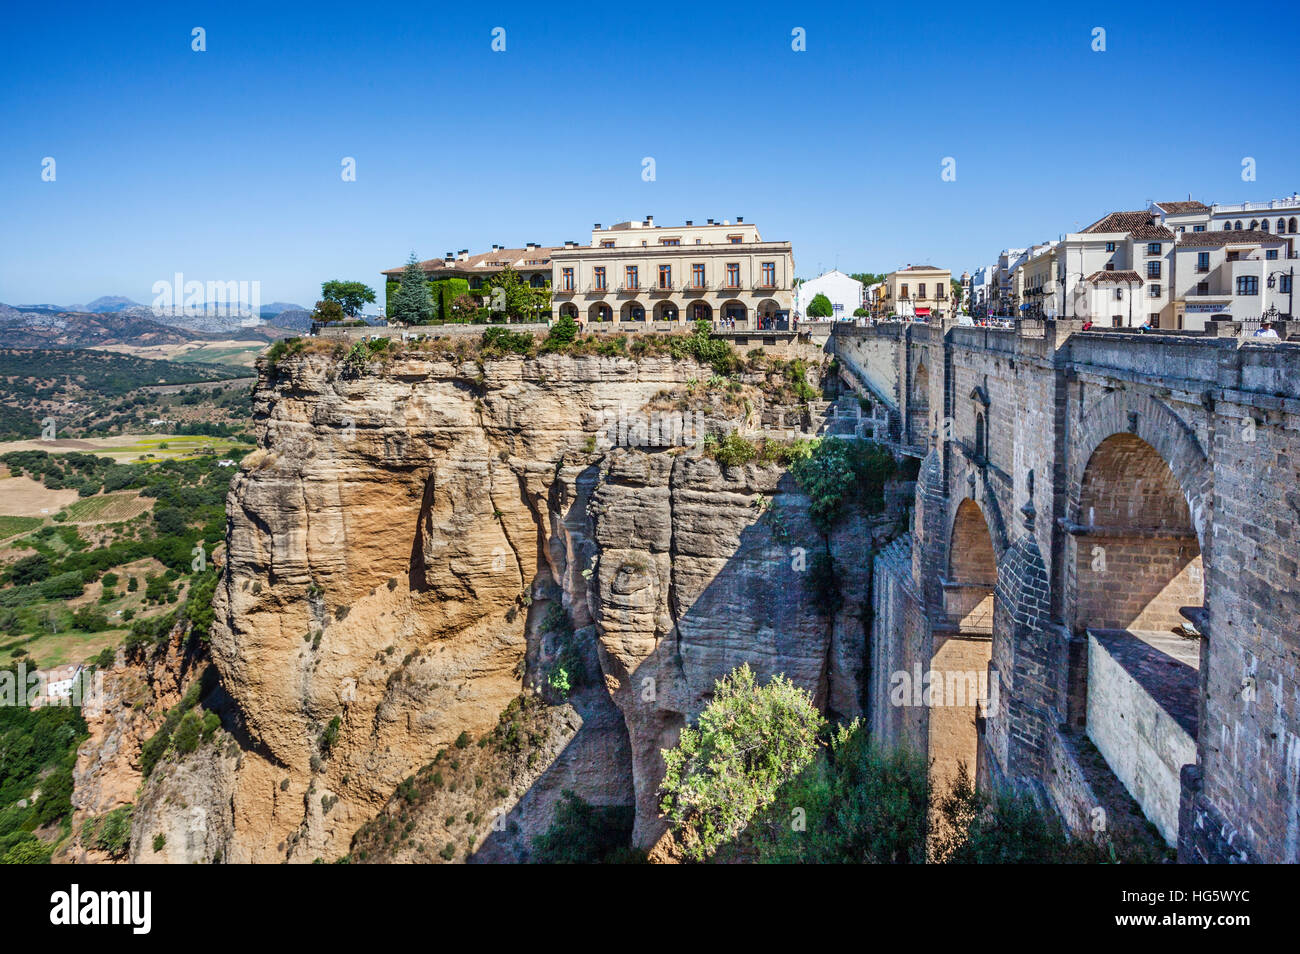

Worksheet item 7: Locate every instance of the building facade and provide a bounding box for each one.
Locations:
[877,265,953,319]
[1002,200,1298,329]
[549,217,795,330]
[794,269,863,320]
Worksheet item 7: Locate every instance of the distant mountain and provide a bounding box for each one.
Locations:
[0,303,290,347]
[70,295,142,313]
[260,301,308,319]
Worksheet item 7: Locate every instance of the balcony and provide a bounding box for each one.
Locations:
[585,284,609,295]
[616,284,641,294]
[717,281,743,292]
[755,281,777,290]
[683,283,708,295]
[553,285,577,295]
[649,284,674,295]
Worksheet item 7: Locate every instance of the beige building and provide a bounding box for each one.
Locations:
[549,216,795,331]
[877,265,952,319]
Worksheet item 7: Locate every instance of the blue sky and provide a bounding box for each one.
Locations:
[2,0,1298,308]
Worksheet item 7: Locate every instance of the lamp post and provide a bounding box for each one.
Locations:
[1266,267,1295,320]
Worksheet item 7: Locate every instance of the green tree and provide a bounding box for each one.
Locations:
[388,254,434,325]
[483,266,550,323]
[806,293,834,318]
[658,664,825,861]
[849,272,886,286]
[311,299,345,325]
[320,280,376,317]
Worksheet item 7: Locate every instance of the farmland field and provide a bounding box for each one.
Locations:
[0,434,252,463]
[59,492,153,524]
[0,516,42,539]
[0,475,80,516]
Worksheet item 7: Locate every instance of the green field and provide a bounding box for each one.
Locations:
[169,344,266,366]
[59,493,153,524]
[0,516,42,540]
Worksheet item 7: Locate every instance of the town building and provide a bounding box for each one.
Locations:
[1001,199,1298,328]
[793,269,863,320]
[876,265,953,319]
[549,217,795,330]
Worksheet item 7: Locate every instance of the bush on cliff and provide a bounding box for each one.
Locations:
[658,664,825,861]
[790,436,895,532]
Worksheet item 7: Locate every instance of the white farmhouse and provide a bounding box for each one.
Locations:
[794,269,864,320]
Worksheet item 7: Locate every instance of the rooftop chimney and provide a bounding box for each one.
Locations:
[594,223,601,230]
[685,220,693,226]
[737,216,744,223]
[646,215,654,226]
[707,218,714,224]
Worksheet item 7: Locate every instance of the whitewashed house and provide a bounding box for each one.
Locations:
[794,269,864,320]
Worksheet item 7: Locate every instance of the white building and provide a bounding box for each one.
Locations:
[794,269,864,320]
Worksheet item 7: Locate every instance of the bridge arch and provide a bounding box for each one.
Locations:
[908,359,930,443]
[1064,391,1208,847]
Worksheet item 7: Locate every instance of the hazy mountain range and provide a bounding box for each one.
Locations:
[0,302,305,348]
[2,298,313,336]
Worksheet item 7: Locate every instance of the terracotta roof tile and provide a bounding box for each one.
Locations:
[1085,270,1144,285]
[382,246,560,278]
[1154,200,1210,214]
[1080,210,1175,240]
[1175,230,1286,247]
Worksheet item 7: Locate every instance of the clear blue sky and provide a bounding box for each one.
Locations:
[2,0,1297,308]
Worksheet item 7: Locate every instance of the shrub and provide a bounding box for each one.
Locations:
[481,326,535,357]
[530,791,639,863]
[542,314,579,352]
[710,432,757,467]
[790,437,896,532]
[153,833,166,852]
[658,664,824,861]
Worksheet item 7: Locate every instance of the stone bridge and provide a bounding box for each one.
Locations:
[830,318,1300,863]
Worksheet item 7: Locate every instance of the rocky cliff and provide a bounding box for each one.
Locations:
[100,338,888,860]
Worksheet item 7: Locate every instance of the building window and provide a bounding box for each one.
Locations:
[661,239,680,246]
[1115,288,1123,300]
[1148,284,1161,298]
[1105,242,1116,252]
[1147,242,1161,255]
[1281,275,1293,294]
[1236,275,1259,296]
[1197,252,1209,273]
[1149,314,1160,328]
[1197,281,1209,296]
[1227,251,1240,262]
[1223,222,1232,230]
[658,264,672,288]
[562,268,574,291]
[600,240,615,248]
[692,264,705,288]
[1193,225,1206,232]
[1262,221,1270,232]
[728,235,742,244]
[726,263,740,287]
[1234,221,1243,230]
[594,267,606,290]
[761,262,776,286]
[1290,217,1298,233]
[625,265,638,289]
[919,283,927,298]
[901,284,910,299]
[1104,263,1114,271]
[1146,262,1161,279]
[470,277,483,289]
[1266,249,1279,260]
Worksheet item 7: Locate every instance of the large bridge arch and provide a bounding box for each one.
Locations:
[1062,391,1209,847]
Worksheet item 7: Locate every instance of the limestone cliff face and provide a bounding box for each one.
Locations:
[196,343,876,859]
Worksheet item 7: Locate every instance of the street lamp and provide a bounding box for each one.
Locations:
[1266,267,1294,320]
